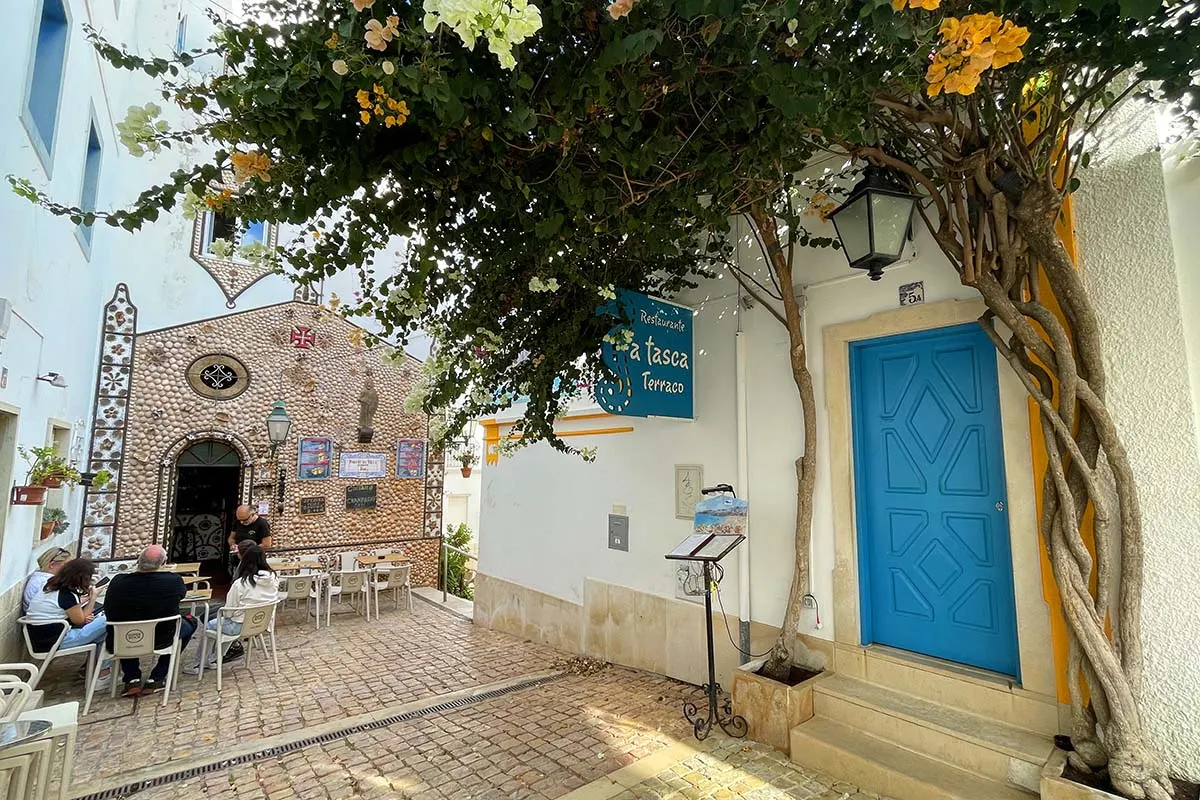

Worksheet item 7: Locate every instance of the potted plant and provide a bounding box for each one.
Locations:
[40,508,69,540]
[458,448,478,478]
[18,446,80,489]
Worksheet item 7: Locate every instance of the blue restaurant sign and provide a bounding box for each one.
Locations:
[595,291,694,419]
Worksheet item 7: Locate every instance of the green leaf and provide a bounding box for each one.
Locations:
[595,29,664,71]
[1118,0,1161,19]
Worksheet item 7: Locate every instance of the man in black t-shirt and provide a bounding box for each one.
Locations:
[104,545,196,697]
[228,504,273,552]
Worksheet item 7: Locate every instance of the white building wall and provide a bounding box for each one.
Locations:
[1,0,125,601]
[1075,102,1200,780]
[0,0,413,655]
[478,223,976,645]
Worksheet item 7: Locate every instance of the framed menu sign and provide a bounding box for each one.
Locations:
[297,437,333,481]
[346,484,377,510]
[299,496,326,515]
[339,451,388,479]
[395,439,427,479]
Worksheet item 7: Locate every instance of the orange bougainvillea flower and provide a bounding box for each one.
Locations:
[364,16,399,50]
[608,0,634,20]
[204,189,233,210]
[925,12,1029,97]
[352,0,375,10]
[360,110,371,124]
[325,31,339,48]
[230,151,271,184]
[892,0,940,9]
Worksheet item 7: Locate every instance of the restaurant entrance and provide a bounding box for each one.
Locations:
[168,440,243,589]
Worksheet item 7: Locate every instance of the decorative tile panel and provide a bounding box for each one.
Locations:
[80,284,137,560]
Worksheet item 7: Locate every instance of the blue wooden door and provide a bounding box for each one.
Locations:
[850,324,1019,677]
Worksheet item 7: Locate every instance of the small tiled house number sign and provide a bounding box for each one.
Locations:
[899,281,925,307]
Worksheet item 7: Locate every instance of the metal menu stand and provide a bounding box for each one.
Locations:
[666,517,747,741]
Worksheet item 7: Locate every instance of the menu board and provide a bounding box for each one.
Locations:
[299,496,326,515]
[395,439,427,479]
[346,484,377,510]
[297,437,333,481]
[339,451,388,479]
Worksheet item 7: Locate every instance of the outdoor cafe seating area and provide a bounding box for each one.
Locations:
[0,550,415,799]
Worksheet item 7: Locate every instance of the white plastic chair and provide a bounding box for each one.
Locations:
[17,619,97,692]
[199,602,278,691]
[337,551,361,572]
[0,665,43,718]
[324,571,370,625]
[370,564,413,618]
[7,701,78,800]
[277,575,316,625]
[84,617,182,715]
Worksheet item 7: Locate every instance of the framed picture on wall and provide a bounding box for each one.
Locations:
[674,464,703,519]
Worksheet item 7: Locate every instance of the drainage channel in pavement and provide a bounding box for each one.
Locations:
[71,671,567,800]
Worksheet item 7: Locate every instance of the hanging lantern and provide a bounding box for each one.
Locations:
[828,165,918,281]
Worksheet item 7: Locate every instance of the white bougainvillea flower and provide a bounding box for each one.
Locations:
[381,60,395,74]
[332,59,350,75]
[423,0,542,69]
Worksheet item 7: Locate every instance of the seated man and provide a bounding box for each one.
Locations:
[22,547,71,614]
[103,545,196,697]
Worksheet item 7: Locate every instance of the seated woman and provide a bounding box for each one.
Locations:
[187,544,278,673]
[26,557,111,686]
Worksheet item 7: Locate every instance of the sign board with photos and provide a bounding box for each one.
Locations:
[339,451,388,479]
[395,439,427,479]
[297,437,333,481]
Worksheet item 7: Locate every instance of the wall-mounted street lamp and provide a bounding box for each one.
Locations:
[828,164,919,281]
[37,372,68,388]
[265,400,293,455]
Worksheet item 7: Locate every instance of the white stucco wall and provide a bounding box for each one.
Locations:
[0,0,127,594]
[1074,102,1200,780]
[0,0,417,604]
[478,220,977,641]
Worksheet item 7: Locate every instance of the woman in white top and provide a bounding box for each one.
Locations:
[187,545,278,672]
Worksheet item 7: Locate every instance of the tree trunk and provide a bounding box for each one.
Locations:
[970,180,1172,800]
[747,203,818,682]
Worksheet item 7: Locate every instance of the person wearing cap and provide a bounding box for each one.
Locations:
[22,547,71,615]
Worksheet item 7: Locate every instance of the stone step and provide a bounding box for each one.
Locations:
[814,674,1053,790]
[791,718,1035,800]
[843,647,1061,735]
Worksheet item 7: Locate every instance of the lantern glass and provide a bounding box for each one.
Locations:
[266,400,293,446]
[871,193,914,258]
[831,195,872,264]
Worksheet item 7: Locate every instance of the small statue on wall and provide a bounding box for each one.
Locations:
[358,374,379,444]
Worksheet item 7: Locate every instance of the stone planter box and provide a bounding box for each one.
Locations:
[731,659,824,755]
[1041,749,1122,799]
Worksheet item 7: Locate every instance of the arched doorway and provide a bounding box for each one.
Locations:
[168,440,243,580]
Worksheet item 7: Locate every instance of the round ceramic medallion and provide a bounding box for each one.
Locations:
[186,354,250,400]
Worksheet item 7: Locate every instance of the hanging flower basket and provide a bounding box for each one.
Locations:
[39,476,65,489]
[461,466,473,478]
[11,486,47,506]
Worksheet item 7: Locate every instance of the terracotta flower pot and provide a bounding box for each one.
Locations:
[461,466,473,478]
[10,486,48,506]
[39,477,64,489]
[40,521,55,540]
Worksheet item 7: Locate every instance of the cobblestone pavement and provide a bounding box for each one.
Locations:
[579,737,893,800]
[39,601,564,785]
[38,601,887,800]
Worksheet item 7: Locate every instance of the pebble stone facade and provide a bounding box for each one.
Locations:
[81,285,442,585]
